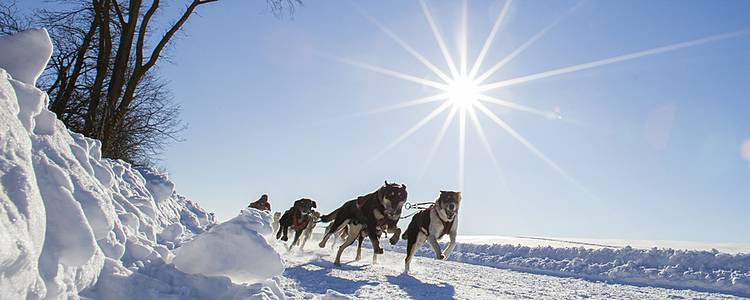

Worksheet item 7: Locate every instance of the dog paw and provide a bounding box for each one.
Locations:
[333,261,341,267]
[437,254,445,260]
[374,247,384,254]
[281,236,288,241]
[389,237,399,245]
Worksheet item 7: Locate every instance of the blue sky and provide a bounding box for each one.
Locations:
[23,0,750,242]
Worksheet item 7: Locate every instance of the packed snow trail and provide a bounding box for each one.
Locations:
[274,238,743,299]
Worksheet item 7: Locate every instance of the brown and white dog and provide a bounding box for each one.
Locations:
[276,198,317,250]
[318,181,407,266]
[401,191,461,273]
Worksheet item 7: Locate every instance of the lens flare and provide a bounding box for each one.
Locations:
[741,140,750,162]
[342,0,745,197]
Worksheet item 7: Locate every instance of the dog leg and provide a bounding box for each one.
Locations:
[300,227,312,250]
[365,219,383,254]
[405,233,427,273]
[355,233,364,261]
[388,227,401,245]
[319,218,348,248]
[334,224,361,266]
[442,230,457,260]
[289,229,302,251]
[427,235,444,260]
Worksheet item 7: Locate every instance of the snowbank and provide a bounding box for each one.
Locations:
[0,29,51,86]
[0,29,283,299]
[386,240,750,297]
[173,209,283,283]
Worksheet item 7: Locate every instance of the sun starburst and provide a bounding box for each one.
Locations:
[344,0,747,195]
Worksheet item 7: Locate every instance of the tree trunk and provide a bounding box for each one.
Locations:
[84,0,112,136]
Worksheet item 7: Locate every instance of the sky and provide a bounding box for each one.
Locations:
[21,0,750,242]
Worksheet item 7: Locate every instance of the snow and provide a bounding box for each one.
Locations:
[173,208,283,283]
[277,236,743,299]
[317,232,747,298]
[0,29,283,300]
[0,29,52,86]
[457,235,750,254]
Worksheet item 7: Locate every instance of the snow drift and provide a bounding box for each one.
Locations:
[173,208,283,283]
[385,239,750,297]
[0,29,283,299]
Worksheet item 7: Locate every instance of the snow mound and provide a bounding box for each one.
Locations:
[173,209,283,283]
[0,29,281,299]
[386,240,750,297]
[0,29,52,85]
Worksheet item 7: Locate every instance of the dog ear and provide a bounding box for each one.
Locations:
[402,184,406,190]
[384,180,389,186]
[312,200,317,208]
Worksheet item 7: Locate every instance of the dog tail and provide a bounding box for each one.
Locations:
[318,208,340,223]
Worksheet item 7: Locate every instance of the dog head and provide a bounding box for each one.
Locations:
[378,181,408,220]
[436,191,461,222]
[293,198,317,216]
[273,211,281,222]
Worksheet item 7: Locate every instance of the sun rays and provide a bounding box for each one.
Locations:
[342,0,747,195]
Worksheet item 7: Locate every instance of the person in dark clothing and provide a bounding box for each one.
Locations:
[248,194,271,211]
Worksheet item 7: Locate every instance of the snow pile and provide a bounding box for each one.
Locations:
[1,29,283,299]
[0,29,51,86]
[388,240,750,297]
[173,209,283,283]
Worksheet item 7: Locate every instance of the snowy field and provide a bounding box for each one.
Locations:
[457,236,750,254]
[2,29,750,299]
[275,238,743,299]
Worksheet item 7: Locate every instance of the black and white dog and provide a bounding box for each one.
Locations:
[318,181,407,266]
[401,191,461,273]
[276,198,317,250]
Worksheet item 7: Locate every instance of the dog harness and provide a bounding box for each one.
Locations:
[290,213,309,231]
[419,207,454,238]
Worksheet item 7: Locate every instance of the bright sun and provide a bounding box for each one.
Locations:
[446,77,479,108]
[340,0,743,194]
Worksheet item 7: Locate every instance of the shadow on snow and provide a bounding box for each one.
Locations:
[386,273,456,300]
[283,259,378,295]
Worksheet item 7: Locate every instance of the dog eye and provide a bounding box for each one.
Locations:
[448,203,456,210]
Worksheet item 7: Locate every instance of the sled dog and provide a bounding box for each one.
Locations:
[402,191,461,273]
[276,198,317,250]
[272,211,281,236]
[318,181,407,266]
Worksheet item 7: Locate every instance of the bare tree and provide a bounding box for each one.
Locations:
[1,0,301,166]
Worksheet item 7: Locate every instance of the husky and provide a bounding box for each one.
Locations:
[297,210,321,250]
[272,211,281,236]
[317,181,407,266]
[401,191,461,273]
[276,198,317,250]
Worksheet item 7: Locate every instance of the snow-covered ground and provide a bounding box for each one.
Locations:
[457,235,750,254]
[271,231,750,299]
[2,28,750,299]
[276,239,742,299]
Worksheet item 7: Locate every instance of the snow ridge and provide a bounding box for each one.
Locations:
[384,241,750,297]
[0,29,283,299]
